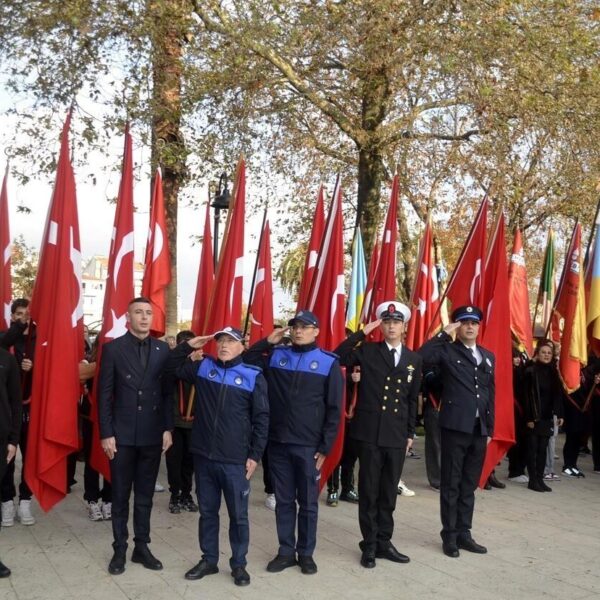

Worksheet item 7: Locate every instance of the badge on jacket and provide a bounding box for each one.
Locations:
[407,365,415,383]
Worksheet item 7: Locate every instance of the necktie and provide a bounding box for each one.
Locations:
[390,348,397,367]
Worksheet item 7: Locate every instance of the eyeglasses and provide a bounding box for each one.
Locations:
[290,324,316,331]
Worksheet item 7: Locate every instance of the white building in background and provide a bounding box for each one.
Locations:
[81,256,145,329]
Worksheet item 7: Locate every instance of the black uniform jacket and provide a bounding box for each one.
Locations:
[334,331,422,448]
[98,332,174,446]
[418,331,495,436]
[0,348,22,444]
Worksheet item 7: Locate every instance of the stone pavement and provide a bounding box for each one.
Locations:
[1,435,599,600]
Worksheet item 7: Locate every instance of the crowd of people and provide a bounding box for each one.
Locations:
[0,296,598,584]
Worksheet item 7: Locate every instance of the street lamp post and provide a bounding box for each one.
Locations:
[211,172,231,270]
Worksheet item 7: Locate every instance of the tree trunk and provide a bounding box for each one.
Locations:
[149,1,189,335]
[356,147,385,260]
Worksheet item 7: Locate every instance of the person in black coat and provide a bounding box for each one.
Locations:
[418,305,494,559]
[520,339,564,492]
[334,301,422,569]
[97,297,173,576]
[0,346,22,578]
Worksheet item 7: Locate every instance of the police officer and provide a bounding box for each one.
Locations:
[98,297,173,575]
[335,301,422,568]
[167,326,268,586]
[245,310,343,575]
[418,305,494,558]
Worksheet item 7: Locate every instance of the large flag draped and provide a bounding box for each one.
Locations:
[297,186,325,310]
[141,169,171,337]
[248,216,274,345]
[26,113,84,511]
[0,165,11,329]
[191,199,214,335]
[203,157,245,348]
[406,217,440,350]
[586,210,600,354]
[478,213,515,486]
[307,180,346,490]
[555,223,587,392]
[90,127,135,481]
[535,229,556,336]
[345,226,367,333]
[508,229,533,356]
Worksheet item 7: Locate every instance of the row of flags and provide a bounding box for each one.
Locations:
[2,114,600,509]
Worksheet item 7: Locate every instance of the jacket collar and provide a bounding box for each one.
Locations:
[291,342,318,353]
[215,354,244,369]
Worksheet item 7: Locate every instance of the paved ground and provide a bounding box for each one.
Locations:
[1,434,599,600]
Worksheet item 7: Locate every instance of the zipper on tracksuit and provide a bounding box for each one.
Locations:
[208,369,227,460]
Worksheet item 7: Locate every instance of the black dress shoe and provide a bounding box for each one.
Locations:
[483,481,492,490]
[528,481,545,492]
[457,537,487,554]
[442,543,459,558]
[108,551,126,575]
[298,555,318,574]
[231,566,251,586]
[131,546,163,570]
[488,474,506,489]
[0,561,11,578]
[539,480,552,492]
[339,489,359,503]
[266,554,297,573]
[360,551,376,569]
[185,559,219,580]
[375,545,410,563]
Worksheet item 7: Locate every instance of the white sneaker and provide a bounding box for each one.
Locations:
[508,474,529,484]
[1,501,15,527]
[88,501,103,522]
[397,480,415,497]
[154,483,165,492]
[17,499,36,525]
[101,502,112,520]
[265,493,276,511]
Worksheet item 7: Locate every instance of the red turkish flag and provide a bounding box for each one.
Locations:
[89,127,135,480]
[406,217,441,350]
[307,180,346,490]
[0,165,11,329]
[297,186,325,310]
[508,229,533,356]
[141,169,171,337]
[478,213,515,486]
[25,113,84,511]
[191,198,214,335]
[365,176,399,339]
[442,198,488,330]
[203,157,245,351]
[248,217,274,345]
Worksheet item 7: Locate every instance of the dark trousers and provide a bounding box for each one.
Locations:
[262,443,274,494]
[592,400,600,470]
[507,411,528,478]
[440,426,487,544]
[1,413,31,502]
[424,403,441,488]
[82,418,111,503]
[269,442,319,557]
[194,456,249,568]
[110,444,161,551]
[327,435,358,494]
[526,432,549,483]
[166,427,193,498]
[356,441,405,551]
[563,432,581,469]
[0,437,7,534]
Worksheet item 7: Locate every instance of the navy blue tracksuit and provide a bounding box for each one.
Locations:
[167,345,269,568]
[245,340,343,557]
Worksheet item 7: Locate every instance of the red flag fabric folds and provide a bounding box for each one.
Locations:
[507,229,533,356]
[0,165,11,329]
[90,127,135,481]
[249,217,274,346]
[26,113,84,511]
[141,169,171,337]
[191,199,214,335]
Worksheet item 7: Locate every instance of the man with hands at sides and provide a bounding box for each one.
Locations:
[418,306,495,559]
[245,310,343,576]
[334,302,422,569]
[167,327,269,587]
[98,297,173,576]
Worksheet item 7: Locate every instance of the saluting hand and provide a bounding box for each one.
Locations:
[187,335,212,350]
[189,349,204,362]
[245,458,258,480]
[443,322,461,336]
[267,327,289,345]
[162,431,173,453]
[363,319,381,336]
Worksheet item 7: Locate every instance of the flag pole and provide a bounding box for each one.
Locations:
[243,206,268,338]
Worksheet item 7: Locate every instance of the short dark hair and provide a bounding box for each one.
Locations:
[534,338,555,356]
[11,298,30,314]
[176,329,195,344]
[128,297,152,308]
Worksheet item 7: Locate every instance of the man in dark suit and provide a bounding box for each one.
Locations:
[0,346,22,577]
[335,301,422,569]
[98,297,173,575]
[418,305,494,558]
